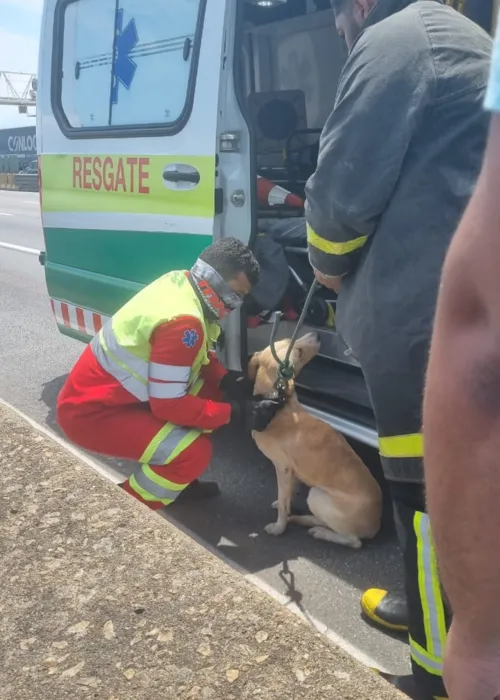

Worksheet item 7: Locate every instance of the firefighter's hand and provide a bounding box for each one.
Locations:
[220,371,254,401]
[314,270,343,294]
[443,620,500,700]
[247,397,284,432]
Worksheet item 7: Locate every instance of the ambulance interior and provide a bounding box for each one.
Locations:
[237,0,374,426]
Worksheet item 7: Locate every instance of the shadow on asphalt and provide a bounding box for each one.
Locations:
[41,374,403,602]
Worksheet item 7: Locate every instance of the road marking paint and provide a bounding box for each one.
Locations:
[0,395,392,676]
[0,398,124,484]
[23,200,39,205]
[0,212,13,216]
[245,572,392,673]
[165,519,392,674]
[0,242,40,255]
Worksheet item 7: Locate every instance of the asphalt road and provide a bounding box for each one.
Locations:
[0,190,409,675]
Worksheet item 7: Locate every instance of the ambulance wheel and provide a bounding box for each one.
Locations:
[305,297,329,327]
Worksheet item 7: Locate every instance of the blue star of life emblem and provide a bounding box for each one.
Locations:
[182,329,199,349]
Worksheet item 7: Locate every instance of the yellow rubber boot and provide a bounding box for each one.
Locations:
[361,589,408,633]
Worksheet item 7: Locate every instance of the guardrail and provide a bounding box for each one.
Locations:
[14,173,38,192]
[0,173,38,192]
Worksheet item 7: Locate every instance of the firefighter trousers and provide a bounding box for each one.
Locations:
[354,340,448,696]
[390,481,451,700]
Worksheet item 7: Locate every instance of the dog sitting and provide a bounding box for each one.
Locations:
[248,333,382,548]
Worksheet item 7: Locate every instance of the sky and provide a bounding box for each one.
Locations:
[0,0,43,129]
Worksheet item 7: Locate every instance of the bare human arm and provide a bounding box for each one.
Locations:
[423,114,500,700]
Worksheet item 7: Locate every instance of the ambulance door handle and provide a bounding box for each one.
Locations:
[163,171,199,184]
[162,164,200,190]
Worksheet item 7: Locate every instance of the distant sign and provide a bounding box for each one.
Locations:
[0,127,37,156]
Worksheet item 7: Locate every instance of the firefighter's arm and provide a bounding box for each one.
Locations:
[148,317,231,431]
[306,23,435,280]
[424,115,500,658]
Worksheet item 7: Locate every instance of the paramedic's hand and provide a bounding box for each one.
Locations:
[220,371,254,401]
[314,269,343,294]
[443,620,500,700]
[247,397,283,432]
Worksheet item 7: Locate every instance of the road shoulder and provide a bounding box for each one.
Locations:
[0,401,402,699]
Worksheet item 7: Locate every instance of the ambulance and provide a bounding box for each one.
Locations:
[37,0,497,449]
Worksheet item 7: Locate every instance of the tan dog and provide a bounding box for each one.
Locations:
[249,333,382,548]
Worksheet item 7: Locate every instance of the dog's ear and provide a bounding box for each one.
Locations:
[247,352,260,381]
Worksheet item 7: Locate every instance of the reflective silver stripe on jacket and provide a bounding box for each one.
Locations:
[148,381,187,400]
[133,468,185,501]
[149,362,191,383]
[90,323,149,402]
[148,425,197,465]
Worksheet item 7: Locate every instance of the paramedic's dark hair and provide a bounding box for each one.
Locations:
[200,237,260,286]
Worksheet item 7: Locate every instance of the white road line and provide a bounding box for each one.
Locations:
[0,395,390,675]
[23,200,39,205]
[166,522,391,674]
[0,212,13,216]
[0,398,124,484]
[0,242,41,256]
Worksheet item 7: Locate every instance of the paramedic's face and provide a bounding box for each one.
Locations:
[228,272,252,297]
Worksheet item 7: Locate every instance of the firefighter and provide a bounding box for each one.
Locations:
[57,238,262,509]
[305,1,491,698]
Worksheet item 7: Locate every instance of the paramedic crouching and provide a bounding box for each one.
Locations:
[57,239,263,509]
[305,1,492,699]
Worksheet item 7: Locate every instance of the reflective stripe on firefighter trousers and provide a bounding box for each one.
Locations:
[378,432,424,482]
[409,512,447,677]
[91,322,149,401]
[128,377,209,504]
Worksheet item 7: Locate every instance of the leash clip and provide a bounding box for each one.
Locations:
[268,280,318,404]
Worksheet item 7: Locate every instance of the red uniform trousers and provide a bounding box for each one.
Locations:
[57,349,222,511]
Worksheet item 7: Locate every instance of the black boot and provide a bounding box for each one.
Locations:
[175,479,220,502]
[361,589,409,632]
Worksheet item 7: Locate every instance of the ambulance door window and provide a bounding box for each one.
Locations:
[110,0,202,127]
[60,0,115,128]
[56,0,205,134]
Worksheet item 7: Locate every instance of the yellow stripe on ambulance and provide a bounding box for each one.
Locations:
[40,154,215,219]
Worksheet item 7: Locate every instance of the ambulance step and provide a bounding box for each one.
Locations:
[295,358,376,432]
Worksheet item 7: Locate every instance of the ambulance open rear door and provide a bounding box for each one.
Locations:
[38,0,231,341]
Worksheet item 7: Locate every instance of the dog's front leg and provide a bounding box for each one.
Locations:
[265,465,295,536]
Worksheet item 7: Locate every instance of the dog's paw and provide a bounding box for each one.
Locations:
[265,522,286,536]
[271,500,278,510]
[308,527,325,540]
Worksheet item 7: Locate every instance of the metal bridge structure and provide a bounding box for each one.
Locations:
[0,72,37,113]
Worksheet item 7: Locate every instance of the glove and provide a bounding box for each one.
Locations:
[247,397,284,432]
[220,371,254,401]
[228,400,242,425]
